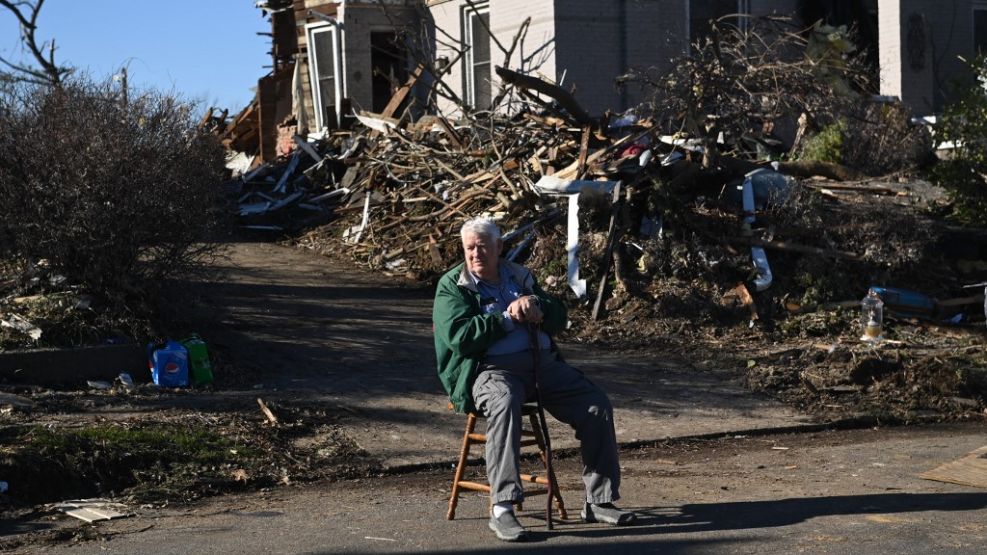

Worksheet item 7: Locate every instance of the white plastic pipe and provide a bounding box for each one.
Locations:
[742,175,756,224]
[751,246,773,291]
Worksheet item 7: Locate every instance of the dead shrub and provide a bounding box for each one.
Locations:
[806,102,933,175]
[0,78,228,302]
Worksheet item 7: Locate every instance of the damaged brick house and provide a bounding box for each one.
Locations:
[229,0,986,163]
[227,0,423,161]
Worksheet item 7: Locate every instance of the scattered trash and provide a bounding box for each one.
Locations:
[868,285,985,323]
[0,393,34,413]
[0,313,42,340]
[860,289,885,341]
[86,380,112,390]
[181,334,214,386]
[53,499,133,523]
[146,340,190,388]
[869,286,936,319]
[116,372,136,392]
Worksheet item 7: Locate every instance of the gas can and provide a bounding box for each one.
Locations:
[181,334,214,386]
[147,340,190,388]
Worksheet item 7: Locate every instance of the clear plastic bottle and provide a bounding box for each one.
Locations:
[860,289,884,341]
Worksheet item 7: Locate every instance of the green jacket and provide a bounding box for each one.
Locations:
[432,259,568,414]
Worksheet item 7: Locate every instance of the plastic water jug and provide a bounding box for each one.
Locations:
[147,340,190,387]
[181,334,214,386]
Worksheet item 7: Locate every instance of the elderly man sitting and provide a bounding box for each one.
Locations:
[433,217,635,542]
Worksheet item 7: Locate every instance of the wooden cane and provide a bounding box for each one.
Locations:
[528,323,555,530]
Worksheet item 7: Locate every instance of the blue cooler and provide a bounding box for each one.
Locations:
[147,340,190,387]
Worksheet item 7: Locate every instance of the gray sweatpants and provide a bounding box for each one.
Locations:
[471,349,621,505]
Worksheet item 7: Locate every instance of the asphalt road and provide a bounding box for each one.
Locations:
[10,423,986,554]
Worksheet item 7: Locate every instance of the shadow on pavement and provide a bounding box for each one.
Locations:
[355,492,987,554]
[566,491,987,537]
[312,537,749,554]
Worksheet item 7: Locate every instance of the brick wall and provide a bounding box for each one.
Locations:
[338,2,419,115]
[554,0,689,115]
[490,0,557,82]
[748,0,799,19]
[429,0,558,117]
[429,1,466,117]
[879,0,903,103]
[623,0,689,111]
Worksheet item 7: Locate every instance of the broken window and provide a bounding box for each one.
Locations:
[463,2,491,110]
[307,22,343,130]
[371,32,409,113]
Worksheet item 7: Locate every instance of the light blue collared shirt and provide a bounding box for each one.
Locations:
[471,265,551,356]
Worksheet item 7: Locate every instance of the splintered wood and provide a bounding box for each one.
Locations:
[292,95,658,277]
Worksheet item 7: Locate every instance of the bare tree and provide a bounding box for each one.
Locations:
[0,0,72,85]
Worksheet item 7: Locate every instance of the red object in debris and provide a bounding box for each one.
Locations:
[620,144,645,159]
[276,124,298,157]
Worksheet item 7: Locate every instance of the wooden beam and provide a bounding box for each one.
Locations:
[591,182,624,321]
[727,236,862,261]
[379,64,424,120]
[576,125,591,178]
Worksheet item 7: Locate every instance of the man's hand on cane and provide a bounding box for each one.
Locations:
[507,296,543,324]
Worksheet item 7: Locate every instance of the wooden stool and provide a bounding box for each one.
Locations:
[446,403,567,521]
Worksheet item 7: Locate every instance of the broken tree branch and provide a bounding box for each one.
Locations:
[495,66,592,125]
[0,0,72,85]
[257,398,279,425]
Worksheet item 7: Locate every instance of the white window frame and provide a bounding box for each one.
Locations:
[306,22,345,131]
[463,2,490,108]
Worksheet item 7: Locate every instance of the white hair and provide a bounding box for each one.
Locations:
[460,217,501,242]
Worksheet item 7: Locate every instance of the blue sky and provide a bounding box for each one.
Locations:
[0,0,270,110]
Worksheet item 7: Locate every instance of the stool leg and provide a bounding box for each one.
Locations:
[447,413,477,520]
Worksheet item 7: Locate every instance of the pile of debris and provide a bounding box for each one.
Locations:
[224,67,949,310]
[223,65,680,278]
[230,134,349,234]
[213,17,986,420]
[0,259,152,350]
